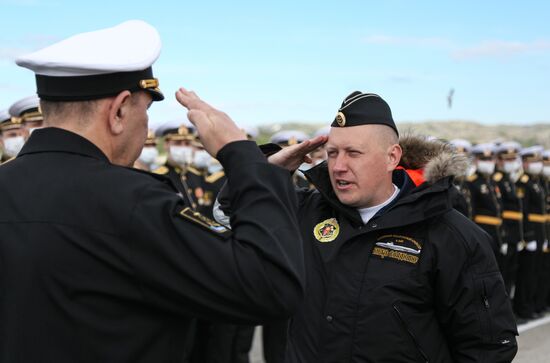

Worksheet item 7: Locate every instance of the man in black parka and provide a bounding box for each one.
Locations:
[217,91,518,362]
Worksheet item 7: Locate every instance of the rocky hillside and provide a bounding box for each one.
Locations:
[258,120,550,148]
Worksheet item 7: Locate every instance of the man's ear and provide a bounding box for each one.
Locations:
[387,143,402,171]
[108,90,132,135]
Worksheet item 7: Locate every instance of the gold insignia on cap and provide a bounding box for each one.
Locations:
[288,136,298,146]
[335,112,346,127]
[178,126,190,136]
[139,78,159,89]
[313,218,340,243]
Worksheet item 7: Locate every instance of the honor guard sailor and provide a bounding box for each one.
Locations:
[514,145,549,319]
[467,142,503,256]
[494,141,524,295]
[0,108,26,161]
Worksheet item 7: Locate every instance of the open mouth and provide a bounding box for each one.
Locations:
[335,179,353,190]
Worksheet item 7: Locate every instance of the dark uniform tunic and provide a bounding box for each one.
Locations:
[0,127,305,363]
[153,163,203,211]
[196,169,226,219]
[493,171,524,295]
[466,171,503,257]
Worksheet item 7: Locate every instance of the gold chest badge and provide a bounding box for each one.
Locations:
[313,218,340,243]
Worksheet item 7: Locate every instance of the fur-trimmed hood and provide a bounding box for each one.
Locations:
[398,134,469,184]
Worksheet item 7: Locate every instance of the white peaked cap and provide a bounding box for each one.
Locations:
[313,126,330,138]
[0,109,11,122]
[16,20,161,77]
[270,130,309,144]
[9,94,40,117]
[15,20,163,101]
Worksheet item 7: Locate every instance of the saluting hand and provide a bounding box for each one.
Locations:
[175,87,247,157]
[268,136,328,171]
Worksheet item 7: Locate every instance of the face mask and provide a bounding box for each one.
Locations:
[193,150,211,169]
[527,162,543,175]
[477,160,495,175]
[170,146,193,166]
[3,136,25,157]
[138,146,159,165]
[207,160,224,174]
[543,165,550,177]
[502,161,518,174]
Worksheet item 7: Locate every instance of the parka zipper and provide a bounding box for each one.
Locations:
[393,304,429,363]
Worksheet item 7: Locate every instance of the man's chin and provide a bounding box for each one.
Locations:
[334,192,357,208]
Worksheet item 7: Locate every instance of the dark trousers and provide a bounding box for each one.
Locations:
[514,250,537,318]
[535,247,550,313]
[500,241,519,296]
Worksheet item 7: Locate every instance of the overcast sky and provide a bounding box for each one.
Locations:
[1,0,549,129]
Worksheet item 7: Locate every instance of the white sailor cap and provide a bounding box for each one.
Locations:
[16,20,163,102]
[0,108,23,131]
[520,145,544,159]
[471,143,496,157]
[242,125,259,139]
[9,94,42,123]
[155,119,196,140]
[0,109,10,124]
[313,126,330,138]
[495,141,522,158]
[543,150,550,162]
[270,130,309,146]
[449,138,472,153]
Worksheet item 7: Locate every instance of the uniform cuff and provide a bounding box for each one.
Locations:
[217,140,267,173]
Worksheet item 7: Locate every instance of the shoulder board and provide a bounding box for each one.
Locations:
[467,174,478,182]
[153,166,169,175]
[520,174,530,184]
[179,207,230,236]
[0,156,15,166]
[187,166,202,176]
[492,172,503,182]
[205,171,226,184]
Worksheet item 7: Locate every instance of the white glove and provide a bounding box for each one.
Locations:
[526,240,537,252]
[500,243,508,256]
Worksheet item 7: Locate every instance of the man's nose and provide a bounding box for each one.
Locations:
[332,154,348,172]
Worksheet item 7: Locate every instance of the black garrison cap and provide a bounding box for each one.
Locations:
[331,91,398,136]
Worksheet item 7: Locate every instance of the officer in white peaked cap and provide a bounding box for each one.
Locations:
[0,20,305,363]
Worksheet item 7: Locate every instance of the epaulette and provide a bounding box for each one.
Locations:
[187,166,202,176]
[205,170,225,184]
[153,165,169,175]
[520,174,530,184]
[467,174,478,182]
[493,172,503,182]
